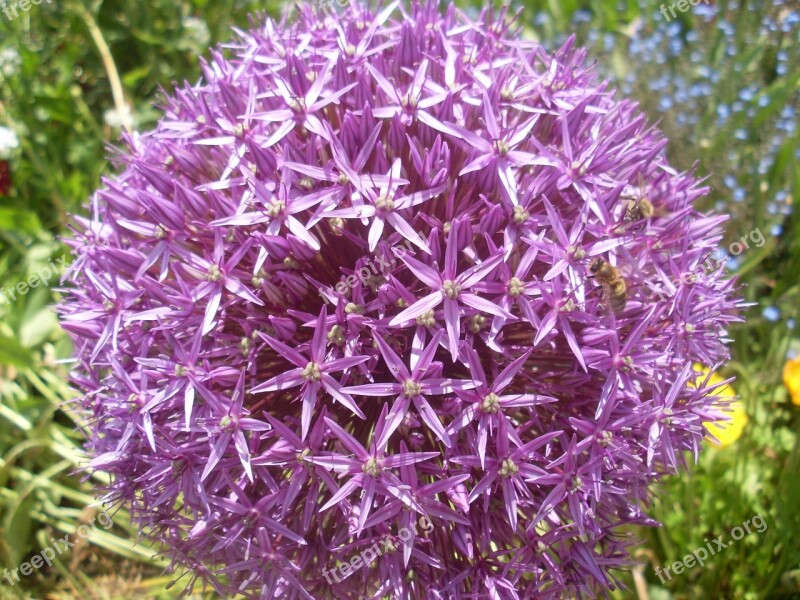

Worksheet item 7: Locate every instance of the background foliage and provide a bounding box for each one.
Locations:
[0,0,797,598]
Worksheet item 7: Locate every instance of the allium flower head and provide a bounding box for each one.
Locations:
[59,2,742,597]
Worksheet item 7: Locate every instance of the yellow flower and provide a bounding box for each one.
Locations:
[783,357,800,406]
[692,364,748,447]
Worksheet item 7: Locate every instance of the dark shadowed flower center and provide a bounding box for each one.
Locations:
[242,507,259,526]
[328,216,345,234]
[469,314,487,333]
[288,98,306,113]
[327,324,345,346]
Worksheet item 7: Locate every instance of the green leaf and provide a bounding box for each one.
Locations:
[4,494,35,566]
[0,208,42,236]
[20,307,59,348]
[0,334,34,367]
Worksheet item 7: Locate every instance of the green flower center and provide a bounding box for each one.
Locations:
[403,379,422,398]
[482,392,500,414]
[283,256,300,269]
[251,269,269,287]
[375,195,395,212]
[362,457,381,477]
[469,314,487,333]
[416,310,436,327]
[568,245,585,260]
[402,94,419,109]
[302,362,322,382]
[327,324,345,346]
[329,217,345,235]
[345,303,364,315]
[442,280,461,299]
[507,277,525,297]
[499,458,519,477]
[267,201,285,218]
[206,265,222,282]
[513,205,529,224]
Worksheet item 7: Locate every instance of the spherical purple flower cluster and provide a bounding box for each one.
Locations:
[59,2,741,598]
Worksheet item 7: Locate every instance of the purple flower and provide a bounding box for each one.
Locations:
[59,2,742,598]
[343,329,477,447]
[389,218,513,360]
[251,306,369,438]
